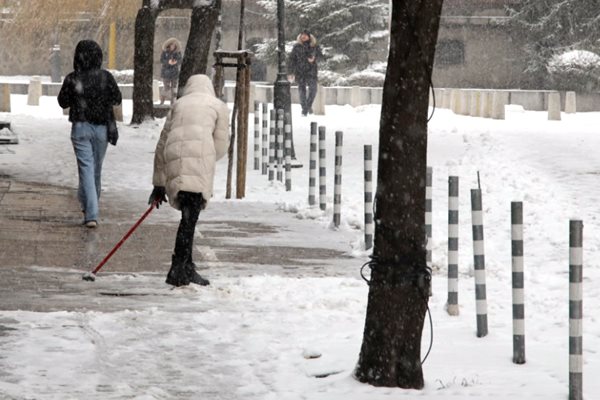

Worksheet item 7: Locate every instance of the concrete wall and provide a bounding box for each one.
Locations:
[433,16,527,89]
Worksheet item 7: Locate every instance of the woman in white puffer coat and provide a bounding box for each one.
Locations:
[149,74,229,287]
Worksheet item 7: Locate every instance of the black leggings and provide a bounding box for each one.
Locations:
[173,191,206,263]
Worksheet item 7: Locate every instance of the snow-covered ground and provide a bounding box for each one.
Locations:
[1,91,599,399]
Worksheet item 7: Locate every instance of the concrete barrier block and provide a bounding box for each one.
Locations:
[152,80,160,103]
[370,87,383,104]
[469,91,480,117]
[325,87,337,105]
[113,104,123,122]
[459,90,471,115]
[313,84,326,115]
[547,92,561,120]
[480,91,492,118]
[27,76,42,106]
[491,91,509,119]
[336,87,352,105]
[350,86,361,107]
[565,91,577,114]
[359,87,371,106]
[450,89,461,114]
[442,89,452,109]
[0,83,10,112]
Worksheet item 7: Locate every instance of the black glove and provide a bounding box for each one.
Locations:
[107,120,119,146]
[148,186,167,208]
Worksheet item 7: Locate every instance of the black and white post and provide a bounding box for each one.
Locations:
[262,102,268,175]
[447,176,459,316]
[254,101,260,170]
[319,126,327,211]
[285,112,292,191]
[364,145,374,250]
[308,122,318,206]
[276,109,284,182]
[569,220,583,400]
[511,201,525,364]
[471,188,488,337]
[268,109,276,181]
[333,131,343,227]
[426,167,433,269]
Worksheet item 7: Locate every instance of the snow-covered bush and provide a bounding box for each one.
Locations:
[547,50,600,92]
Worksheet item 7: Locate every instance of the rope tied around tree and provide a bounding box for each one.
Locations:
[360,254,432,293]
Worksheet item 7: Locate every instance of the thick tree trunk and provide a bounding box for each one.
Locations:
[131,7,158,124]
[354,0,443,389]
[177,1,221,94]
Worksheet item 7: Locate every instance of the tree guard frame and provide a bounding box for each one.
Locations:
[213,50,252,200]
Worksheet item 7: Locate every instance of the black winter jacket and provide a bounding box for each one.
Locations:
[288,34,323,80]
[58,40,122,125]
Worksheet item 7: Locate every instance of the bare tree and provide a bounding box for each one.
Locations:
[354,0,444,390]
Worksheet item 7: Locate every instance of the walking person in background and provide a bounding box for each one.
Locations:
[288,29,323,116]
[58,39,122,228]
[149,74,229,287]
[159,37,182,105]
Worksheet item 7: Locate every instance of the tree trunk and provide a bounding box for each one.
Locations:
[354,0,443,389]
[178,1,221,94]
[131,6,158,124]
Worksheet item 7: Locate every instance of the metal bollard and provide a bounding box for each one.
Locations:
[318,126,327,211]
[471,188,488,337]
[268,109,276,181]
[426,167,433,269]
[276,109,284,182]
[333,131,343,227]
[261,102,268,175]
[447,176,459,316]
[511,201,525,364]
[284,112,292,191]
[308,122,318,206]
[364,145,374,250]
[569,220,583,400]
[253,101,260,170]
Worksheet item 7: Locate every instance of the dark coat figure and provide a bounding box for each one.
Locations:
[58,40,122,228]
[159,37,183,104]
[288,30,323,115]
[58,40,122,125]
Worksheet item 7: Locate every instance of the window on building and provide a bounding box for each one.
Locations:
[436,39,465,66]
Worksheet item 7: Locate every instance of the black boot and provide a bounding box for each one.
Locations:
[166,255,190,287]
[186,262,210,286]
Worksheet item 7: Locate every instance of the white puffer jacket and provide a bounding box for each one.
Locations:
[152,74,229,210]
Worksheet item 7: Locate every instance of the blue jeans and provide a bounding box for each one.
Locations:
[71,122,108,223]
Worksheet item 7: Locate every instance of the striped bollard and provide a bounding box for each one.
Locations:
[308,122,318,205]
[511,201,525,364]
[318,126,327,211]
[261,102,268,175]
[333,131,343,227]
[569,220,583,400]
[364,145,374,250]
[276,109,284,182]
[284,112,292,191]
[471,188,488,337]
[426,167,433,268]
[447,176,459,316]
[253,101,260,170]
[268,109,276,181]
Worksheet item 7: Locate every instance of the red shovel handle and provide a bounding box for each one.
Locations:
[90,201,158,275]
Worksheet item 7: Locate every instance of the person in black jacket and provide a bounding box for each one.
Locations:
[58,39,122,228]
[288,29,323,116]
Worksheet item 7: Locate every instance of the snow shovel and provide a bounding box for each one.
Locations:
[82,201,158,282]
